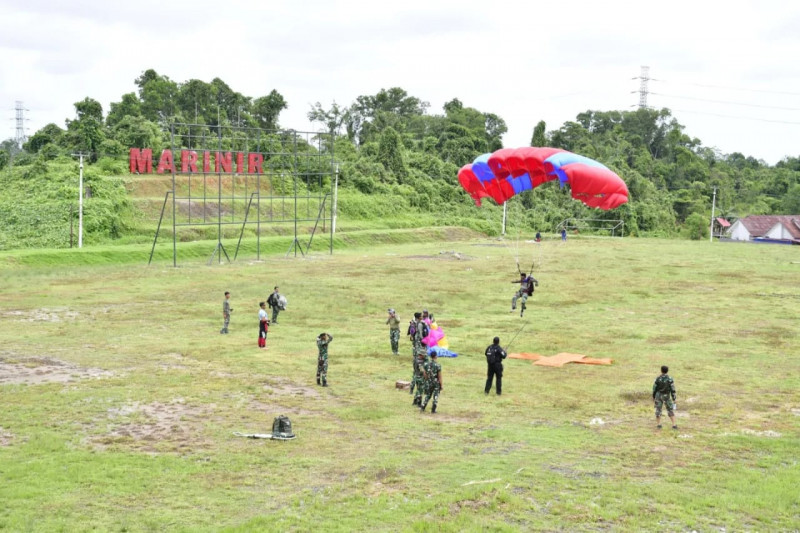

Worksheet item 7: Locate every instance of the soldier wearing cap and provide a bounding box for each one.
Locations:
[386,308,400,355]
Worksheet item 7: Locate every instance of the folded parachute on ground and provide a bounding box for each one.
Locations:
[458,147,628,210]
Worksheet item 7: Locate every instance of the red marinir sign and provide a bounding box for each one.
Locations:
[129,148,264,174]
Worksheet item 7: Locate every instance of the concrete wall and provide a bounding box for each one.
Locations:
[765,222,791,240]
[728,221,751,241]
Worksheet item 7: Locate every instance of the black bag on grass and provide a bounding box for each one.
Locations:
[271,415,295,440]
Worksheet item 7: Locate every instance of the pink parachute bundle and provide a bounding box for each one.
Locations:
[458,147,628,210]
[422,318,448,349]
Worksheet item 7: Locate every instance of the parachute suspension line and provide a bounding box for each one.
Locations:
[509,198,524,272]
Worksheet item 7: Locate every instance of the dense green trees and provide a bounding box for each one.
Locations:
[5,70,799,243]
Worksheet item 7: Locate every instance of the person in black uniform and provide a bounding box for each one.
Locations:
[484,336,507,395]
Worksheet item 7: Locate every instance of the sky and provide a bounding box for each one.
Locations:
[2,0,800,164]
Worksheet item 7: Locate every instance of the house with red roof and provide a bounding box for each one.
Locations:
[728,215,800,244]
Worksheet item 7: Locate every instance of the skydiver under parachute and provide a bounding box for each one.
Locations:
[510,271,538,317]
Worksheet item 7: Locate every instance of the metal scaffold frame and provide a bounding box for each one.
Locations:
[147,124,336,266]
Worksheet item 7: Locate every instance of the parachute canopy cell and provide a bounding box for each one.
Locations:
[457,147,628,210]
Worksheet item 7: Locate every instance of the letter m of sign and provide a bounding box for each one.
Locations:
[129,148,153,174]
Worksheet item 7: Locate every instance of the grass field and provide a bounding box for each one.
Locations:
[1,232,799,532]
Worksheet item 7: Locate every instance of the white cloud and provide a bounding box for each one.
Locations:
[2,0,800,163]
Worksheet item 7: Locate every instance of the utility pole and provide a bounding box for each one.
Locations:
[709,186,717,243]
[72,153,86,248]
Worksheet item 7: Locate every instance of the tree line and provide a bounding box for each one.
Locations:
[2,68,799,239]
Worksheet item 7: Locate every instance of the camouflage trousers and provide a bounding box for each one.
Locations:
[389,329,400,354]
[316,357,328,382]
[654,392,675,417]
[511,290,528,310]
[271,307,280,323]
[422,382,440,409]
[221,314,230,333]
[412,354,427,401]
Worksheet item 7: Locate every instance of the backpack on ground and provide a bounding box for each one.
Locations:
[271,415,295,440]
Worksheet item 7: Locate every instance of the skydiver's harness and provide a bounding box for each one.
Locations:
[516,260,536,295]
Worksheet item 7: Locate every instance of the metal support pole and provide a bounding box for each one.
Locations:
[149,191,171,265]
[501,202,507,236]
[71,153,85,248]
[709,186,717,243]
[332,163,339,237]
[171,124,177,267]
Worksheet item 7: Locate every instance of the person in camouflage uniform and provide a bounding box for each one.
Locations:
[653,365,677,429]
[420,351,443,413]
[510,272,538,317]
[316,332,333,387]
[408,312,420,396]
[267,286,282,324]
[386,308,400,355]
[411,312,429,406]
[221,291,232,334]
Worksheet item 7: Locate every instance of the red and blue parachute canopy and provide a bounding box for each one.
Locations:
[458,147,628,210]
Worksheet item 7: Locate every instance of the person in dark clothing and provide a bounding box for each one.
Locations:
[484,336,507,395]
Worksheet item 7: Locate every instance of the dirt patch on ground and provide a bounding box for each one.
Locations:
[431,412,481,424]
[1,308,79,322]
[263,378,320,398]
[619,390,650,402]
[0,357,112,385]
[89,399,211,453]
[248,399,316,416]
[648,334,684,345]
[741,428,782,438]
[0,427,13,446]
[404,251,475,261]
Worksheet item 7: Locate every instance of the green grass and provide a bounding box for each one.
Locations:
[1,234,799,531]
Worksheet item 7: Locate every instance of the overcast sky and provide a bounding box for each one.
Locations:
[2,0,799,164]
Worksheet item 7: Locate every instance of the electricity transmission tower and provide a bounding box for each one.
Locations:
[634,66,650,109]
[14,101,29,148]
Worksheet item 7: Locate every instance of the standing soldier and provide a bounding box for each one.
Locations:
[386,308,401,355]
[412,312,429,406]
[510,272,538,317]
[267,286,282,325]
[420,351,443,413]
[653,365,678,429]
[316,332,333,387]
[484,336,507,395]
[221,291,233,334]
[258,301,269,349]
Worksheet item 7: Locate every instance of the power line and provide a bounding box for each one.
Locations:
[659,80,800,97]
[670,108,800,125]
[650,92,800,112]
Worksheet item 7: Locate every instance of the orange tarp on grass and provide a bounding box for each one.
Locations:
[534,352,587,367]
[508,352,613,367]
[575,357,613,366]
[508,353,543,361]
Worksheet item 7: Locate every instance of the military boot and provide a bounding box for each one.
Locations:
[322,380,328,387]
[316,377,321,385]
[431,404,437,414]
[420,404,426,412]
